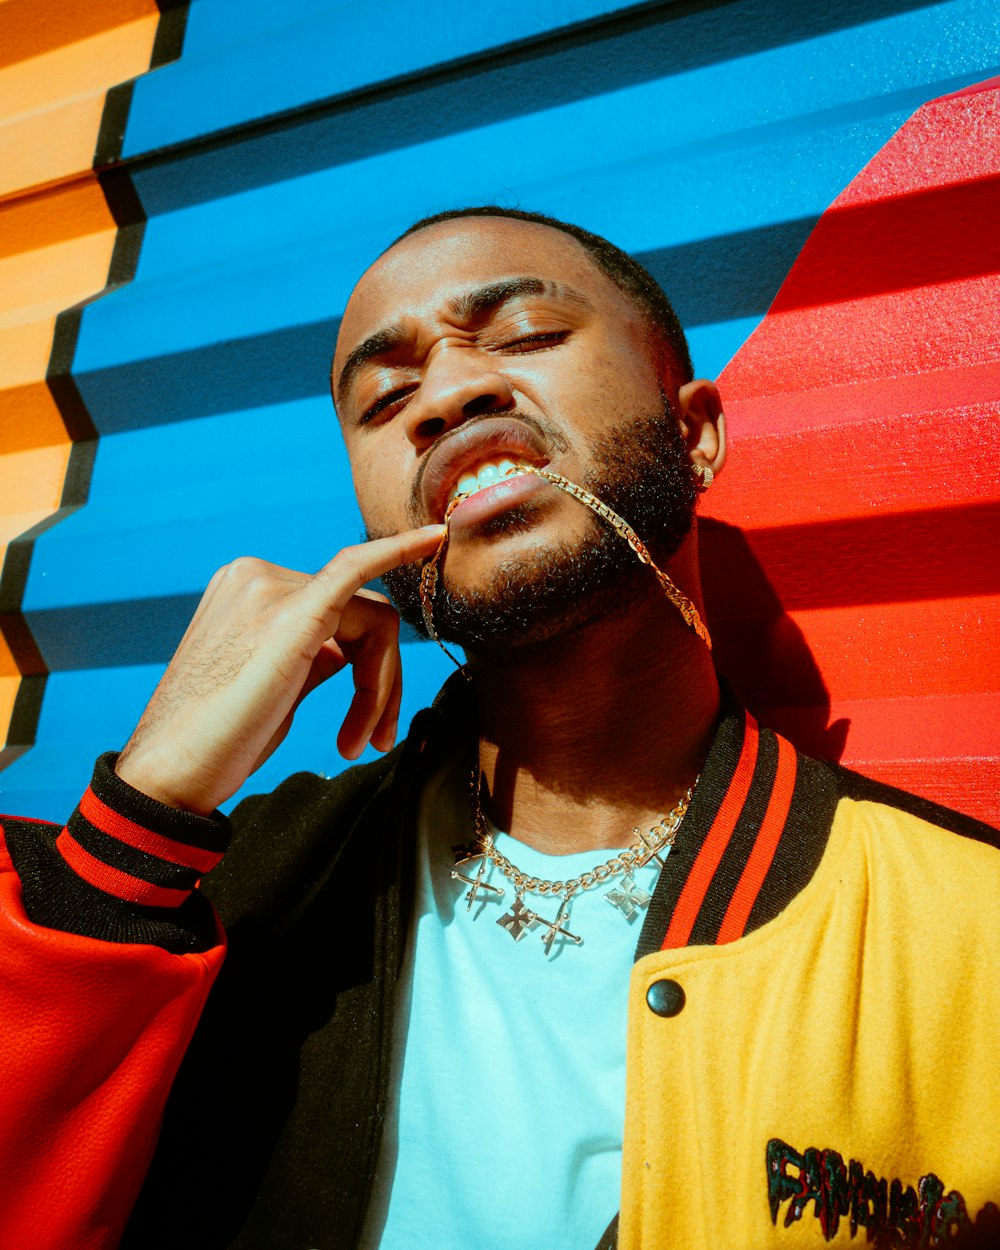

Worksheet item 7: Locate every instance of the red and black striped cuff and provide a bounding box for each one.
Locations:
[56,754,229,909]
[3,753,230,952]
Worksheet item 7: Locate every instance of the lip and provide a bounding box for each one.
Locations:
[446,467,549,533]
[419,417,551,524]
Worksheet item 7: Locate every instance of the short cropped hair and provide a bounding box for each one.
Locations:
[395,206,694,381]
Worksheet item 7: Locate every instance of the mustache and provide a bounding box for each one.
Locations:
[406,411,571,526]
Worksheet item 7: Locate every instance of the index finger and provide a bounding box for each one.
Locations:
[306,523,446,617]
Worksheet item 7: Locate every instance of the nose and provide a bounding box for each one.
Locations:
[403,344,515,450]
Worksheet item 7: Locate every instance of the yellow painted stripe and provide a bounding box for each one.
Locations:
[0,686,19,759]
[0,96,109,201]
[0,445,72,532]
[0,223,117,323]
[0,14,161,113]
[0,1,158,199]
[0,318,57,390]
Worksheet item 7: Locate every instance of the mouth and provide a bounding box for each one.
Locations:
[447,457,532,505]
[419,417,553,525]
[442,457,550,533]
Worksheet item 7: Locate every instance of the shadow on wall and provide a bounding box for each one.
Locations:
[700,517,851,763]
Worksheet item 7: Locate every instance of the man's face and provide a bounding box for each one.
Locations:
[332,217,696,656]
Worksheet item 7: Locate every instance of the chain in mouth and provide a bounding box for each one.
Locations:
[446,458,532,505]
[419,465,712,667]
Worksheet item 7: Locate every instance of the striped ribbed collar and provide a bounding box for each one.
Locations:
[425,675,841,958]
[635,683,840,959]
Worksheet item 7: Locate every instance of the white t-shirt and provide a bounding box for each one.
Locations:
[361,745,667,1250]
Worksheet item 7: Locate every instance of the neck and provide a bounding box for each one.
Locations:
[467,558,719,857]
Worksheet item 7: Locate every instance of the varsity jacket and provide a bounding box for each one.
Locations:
[0,682,998,1250]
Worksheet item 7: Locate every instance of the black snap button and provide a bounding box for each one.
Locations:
[646,978,685,1017]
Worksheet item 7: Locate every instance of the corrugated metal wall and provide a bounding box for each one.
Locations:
[1,0,997,824]
[0,0,170,778]
[712,77,1000,825]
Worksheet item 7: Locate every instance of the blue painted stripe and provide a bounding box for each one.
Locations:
[123,0,977,156]
[4,0,998,822]
[20,399,359,610]
[71,111,934,374]
[68,216,825,437]
[0,643,457,823]
[124,0,720,156]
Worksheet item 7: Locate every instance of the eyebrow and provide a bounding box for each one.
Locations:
[334,276,593,405]
[334,324,410,408]
[447,276,592,323]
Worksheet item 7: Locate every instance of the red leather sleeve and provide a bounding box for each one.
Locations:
[0,823,226,1250]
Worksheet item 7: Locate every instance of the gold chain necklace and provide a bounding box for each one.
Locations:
[452,768,694,956]
[419,463,712,671]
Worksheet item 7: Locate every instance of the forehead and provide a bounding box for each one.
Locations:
[335,217,629,361]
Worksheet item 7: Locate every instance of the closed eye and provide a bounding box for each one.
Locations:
[359,384,416,425]
[498,330,569,353]
[357,330,568,424]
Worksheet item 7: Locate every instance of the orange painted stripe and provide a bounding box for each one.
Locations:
[815,692,1000,759]
[0,179,114,259]
[0,382,68,455]
[662,713,760,950]
[0,16,161,118]
[0,0,163,755]
[79,788,223,875]
[55,828,192,908]
[0,0,158,68]
[0,2,159,199]
[0,215,117,320]
[0,633,18,748]
[0,633,17,678]
[716,734,798,945]
[724,276,1000,401]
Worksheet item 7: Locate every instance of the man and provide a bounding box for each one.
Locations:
[1,208,998,1250]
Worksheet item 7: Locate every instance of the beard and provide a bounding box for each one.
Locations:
[373,398,698,662]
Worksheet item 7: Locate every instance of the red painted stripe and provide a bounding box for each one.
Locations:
[716,734,798,945]
[79,787,221,874]
[720,360,1000,438]
[661,713,760,950]
[56,829,192,909]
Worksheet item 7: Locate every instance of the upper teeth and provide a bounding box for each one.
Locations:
[448,458,527,502]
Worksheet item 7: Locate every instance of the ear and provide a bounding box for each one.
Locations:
[675,379,727,483]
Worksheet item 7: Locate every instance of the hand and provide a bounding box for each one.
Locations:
[115,526,445,815]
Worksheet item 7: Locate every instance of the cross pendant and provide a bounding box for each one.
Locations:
[605,873,652,921]
[533,896,583,955]
[637,826,671,868]
[497,895,539,941]
[451,858,504,911]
